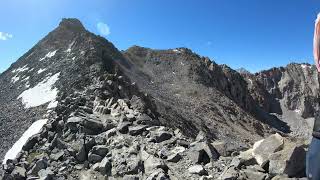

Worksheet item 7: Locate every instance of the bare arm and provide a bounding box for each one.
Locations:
[314,14,320,72]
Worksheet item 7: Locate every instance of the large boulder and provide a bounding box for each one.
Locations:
[211,141,228,157]
[269,143,306,177]
[187,141,219,164]
[66,116,83,132]
[11,166,27,179]
[90,145,109,157]
[29,158,48,175]
[252,133,284,167]
[142,150,168,175]
[99,157,112,176]
[219,166,239,180]
[83,118,104,135]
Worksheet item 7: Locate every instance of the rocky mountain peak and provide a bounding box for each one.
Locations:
[58,18,85,32]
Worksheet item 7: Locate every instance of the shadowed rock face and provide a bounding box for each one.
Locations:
[247,63,319,119]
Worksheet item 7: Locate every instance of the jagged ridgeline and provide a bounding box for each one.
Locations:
[0,18,316,179]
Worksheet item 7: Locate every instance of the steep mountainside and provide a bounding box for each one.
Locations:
[0,18,315,179]
[121,47,282,145]
[0,18,137,162]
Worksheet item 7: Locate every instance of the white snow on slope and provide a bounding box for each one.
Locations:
[11,75,20,83]
[301,64,311,69]
[22,76,30,81]
[47,101,58,109]
[173,49,181,53]
[39,50,57,61]
[66,40,75,53]
[17,72,60,108]
[37,68,47,74]
[2,119,48,164]
[12,65,29,73]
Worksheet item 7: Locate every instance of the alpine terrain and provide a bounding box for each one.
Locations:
[0,18,315,179]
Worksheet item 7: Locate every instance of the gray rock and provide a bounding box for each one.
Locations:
[167,153,182,163]
[49,151,64,161]
[105,128,117,138]
[241,169,267,180]
[74,137,96,162]
[142,150,168,174]
[83,118,104,135]
[99,157,112,175]
[146,169,169,180]
[136,114,153,125]
[11,166,26,179]
[211,141,228,157]
[269,144,306,177]
[188,165,207,175]
[91,163,100,171]
[66,117,83,132]
[151,131,173,143]
[38,169,54,180]
[128,125,148,136]
[187,141,219,164]
[219,166,239,180]
[117,121,131,134]
[29,159,48,175]
[196,131,207,142]
[88,153,103,163]
[22,135,39,151]
[90,145,108,157]
[51,136,68,149]
[252,133,284,167]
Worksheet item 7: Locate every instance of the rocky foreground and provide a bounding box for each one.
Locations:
[1,71,308,180]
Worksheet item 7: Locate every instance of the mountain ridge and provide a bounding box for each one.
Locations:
[0,18,315,179]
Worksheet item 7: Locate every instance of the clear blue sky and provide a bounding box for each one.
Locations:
[0,0,320,73]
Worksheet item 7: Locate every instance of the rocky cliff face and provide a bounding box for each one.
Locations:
[240,63,319,138]
[0,18,314,179]
[256,63,319,119]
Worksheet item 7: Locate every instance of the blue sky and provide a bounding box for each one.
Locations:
[0,0,320,73]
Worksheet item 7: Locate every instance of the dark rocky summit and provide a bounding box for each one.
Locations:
[0,18,315,179]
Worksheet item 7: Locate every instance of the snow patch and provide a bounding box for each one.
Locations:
[2,119,48,164]
[12,65,29,73]
[25,82,30,88]
[66,40,75,53]
[17,72,60,108]
[11,75,20,83]
[294,109,301,114]
[301,64,311,69]
[39,50,57,61]
[21,76,30,82]
[47,101,58,109]
[173,49,181,53]
[37,68,47,74]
